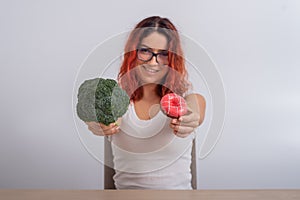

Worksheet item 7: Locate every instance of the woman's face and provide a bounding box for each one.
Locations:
[136,31,169,85]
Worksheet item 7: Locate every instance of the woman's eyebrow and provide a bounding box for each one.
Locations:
[139,44,168,52]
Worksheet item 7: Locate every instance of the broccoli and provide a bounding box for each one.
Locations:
[76,78,130,125]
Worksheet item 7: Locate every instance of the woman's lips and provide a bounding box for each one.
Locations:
[143,65,160,74]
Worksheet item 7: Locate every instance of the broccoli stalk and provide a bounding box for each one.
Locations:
[76,78,130,126]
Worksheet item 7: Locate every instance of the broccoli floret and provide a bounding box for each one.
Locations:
[76,78,130,125]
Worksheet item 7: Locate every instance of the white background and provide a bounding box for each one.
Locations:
[0,0,299,189]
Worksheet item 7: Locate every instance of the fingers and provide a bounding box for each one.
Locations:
[100,123,120,136]
[178,111,200,125]
[170,114,199,128]
[85,121,120,136]
[169,110,200,138]
[170,122,195,137]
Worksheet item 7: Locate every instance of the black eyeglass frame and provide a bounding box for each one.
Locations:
[136,48,169,65]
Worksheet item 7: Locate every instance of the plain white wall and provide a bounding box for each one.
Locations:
[0,0,299,189]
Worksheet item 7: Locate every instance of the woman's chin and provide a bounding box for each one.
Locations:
[139,78,164,85]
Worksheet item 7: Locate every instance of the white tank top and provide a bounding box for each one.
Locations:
[109,103,195,189]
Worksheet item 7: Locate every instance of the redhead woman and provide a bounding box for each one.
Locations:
[86,16,206,189]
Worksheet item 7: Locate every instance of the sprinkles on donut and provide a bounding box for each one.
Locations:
[160,93,188,118]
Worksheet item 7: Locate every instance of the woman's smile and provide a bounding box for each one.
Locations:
[142,65,161,74]
[138,63,169,85]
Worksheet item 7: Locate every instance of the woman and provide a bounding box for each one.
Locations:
[86,16,206,189]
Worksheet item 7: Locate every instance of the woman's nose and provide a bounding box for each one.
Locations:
[148,54,159,65]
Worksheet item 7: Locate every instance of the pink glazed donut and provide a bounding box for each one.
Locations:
[160,93,188,118]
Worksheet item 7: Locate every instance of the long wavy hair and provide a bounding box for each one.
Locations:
[118,16,190,102]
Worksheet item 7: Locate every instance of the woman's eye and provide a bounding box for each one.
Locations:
[140,48,151,53]
[160,51,168,56]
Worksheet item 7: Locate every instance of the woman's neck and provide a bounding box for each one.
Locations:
[141,84,160,103]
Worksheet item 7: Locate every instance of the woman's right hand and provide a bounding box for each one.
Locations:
[85,119,121,136]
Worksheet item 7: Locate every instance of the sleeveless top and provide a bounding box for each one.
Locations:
[108,103,195,189]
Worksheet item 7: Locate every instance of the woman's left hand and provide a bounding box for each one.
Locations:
[169,93,206,138]
[169,107,200,138]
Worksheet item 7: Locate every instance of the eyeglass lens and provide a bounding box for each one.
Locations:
[137,48,169,65]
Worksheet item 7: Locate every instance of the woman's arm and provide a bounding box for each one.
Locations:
[185,93,206,126]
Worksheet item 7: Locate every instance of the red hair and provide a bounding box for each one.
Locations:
[118,16,190,101]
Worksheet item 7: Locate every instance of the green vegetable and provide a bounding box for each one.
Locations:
[76,78,130,125]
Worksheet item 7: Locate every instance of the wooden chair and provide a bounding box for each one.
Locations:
[104,137,197,189]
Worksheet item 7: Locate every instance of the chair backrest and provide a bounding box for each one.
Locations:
[104,137,197,189]
[191,138,197,189]
[104,136,116,189]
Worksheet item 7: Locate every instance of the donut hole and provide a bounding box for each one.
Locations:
[160,93,188,118]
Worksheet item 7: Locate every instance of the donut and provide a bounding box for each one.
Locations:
[160,93,188,118]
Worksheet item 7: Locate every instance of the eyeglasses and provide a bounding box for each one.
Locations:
[137,47,169,65]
